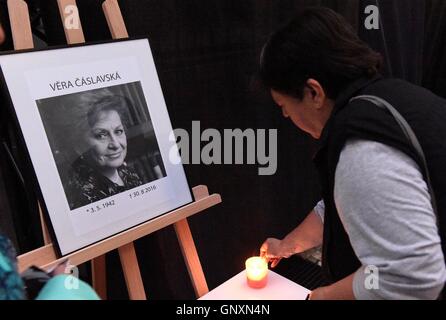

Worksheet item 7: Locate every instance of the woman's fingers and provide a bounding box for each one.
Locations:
[260,239,278,260]
[260,241,279,267]
[260,241,269,258]
[260,238,284,267]
[270,258,282,268]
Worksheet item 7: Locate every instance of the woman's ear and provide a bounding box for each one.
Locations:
[306,79,326,108]
[0,24,5,44]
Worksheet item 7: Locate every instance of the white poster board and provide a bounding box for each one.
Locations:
[0,39,192,256]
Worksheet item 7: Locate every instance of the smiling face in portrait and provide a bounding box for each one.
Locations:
[85,110,127,172]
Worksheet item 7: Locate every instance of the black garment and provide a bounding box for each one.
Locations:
[66,157,142,210]
[314,75,446,297]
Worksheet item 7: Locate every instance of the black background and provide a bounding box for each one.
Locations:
[0,0,445,299]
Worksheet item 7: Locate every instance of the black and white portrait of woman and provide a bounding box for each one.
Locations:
[37,82,167,210]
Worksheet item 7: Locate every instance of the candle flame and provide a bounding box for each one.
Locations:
[246,256,268,281]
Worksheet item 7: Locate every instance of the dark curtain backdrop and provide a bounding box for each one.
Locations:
[359,0,425,84]
[0,0,445,299]
[423,0,446,98]
[358,0,446,96]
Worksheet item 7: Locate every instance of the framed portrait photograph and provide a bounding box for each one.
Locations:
[0,39,193,256]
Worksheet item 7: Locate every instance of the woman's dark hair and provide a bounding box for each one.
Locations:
[260,7,382,99]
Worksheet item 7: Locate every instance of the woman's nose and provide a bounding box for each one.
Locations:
[108,135,120,149]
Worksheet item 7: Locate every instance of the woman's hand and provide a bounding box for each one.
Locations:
[307,273,356,300]
[259,210,323,268]
[260,238,297,268]
[307,287,327,300]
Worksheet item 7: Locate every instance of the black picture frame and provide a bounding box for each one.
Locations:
[0,38,193,256]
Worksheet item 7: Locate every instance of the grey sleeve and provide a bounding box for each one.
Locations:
[313,200,325,224]
[334,139,446,300]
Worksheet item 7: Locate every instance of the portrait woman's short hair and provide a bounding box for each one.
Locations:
[260,7,382,99]
[70,88,132,155]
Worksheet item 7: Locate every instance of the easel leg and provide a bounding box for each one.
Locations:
[7,0,34,49]
[38,202,51,245]
[118,242,147,300]
[92,255,107,300]
[174,219,209,298]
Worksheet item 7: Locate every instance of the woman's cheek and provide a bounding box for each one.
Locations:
[92,141,109,158]
[119,136,127,149]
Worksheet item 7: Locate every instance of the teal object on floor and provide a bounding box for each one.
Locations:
[0,236,25,300]
[36,274,100,300]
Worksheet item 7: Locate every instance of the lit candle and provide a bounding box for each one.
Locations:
[245,257,268,289]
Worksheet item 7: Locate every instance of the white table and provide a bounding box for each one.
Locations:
[200,270,311,300]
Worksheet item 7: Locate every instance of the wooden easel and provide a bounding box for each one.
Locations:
[7,0,221,300]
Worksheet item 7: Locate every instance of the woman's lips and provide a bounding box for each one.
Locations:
[106,152,122,159]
